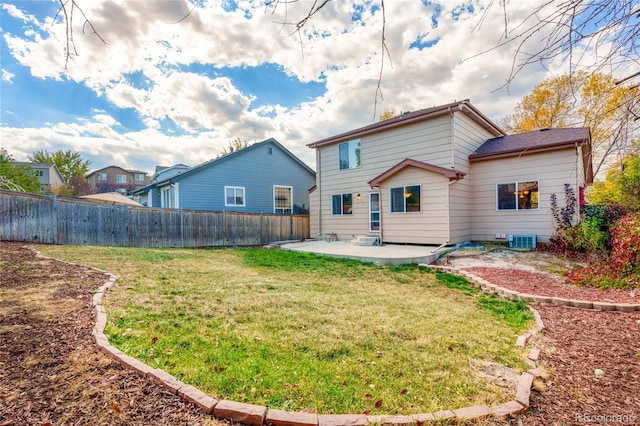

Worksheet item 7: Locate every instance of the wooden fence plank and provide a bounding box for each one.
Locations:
[0,190,309,247]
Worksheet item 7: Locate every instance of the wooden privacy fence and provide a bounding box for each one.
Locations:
[0,190,309,248]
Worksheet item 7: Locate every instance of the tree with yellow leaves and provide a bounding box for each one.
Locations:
[502,72,639,179]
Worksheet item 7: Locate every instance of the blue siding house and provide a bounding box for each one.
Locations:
[133,138,316,214]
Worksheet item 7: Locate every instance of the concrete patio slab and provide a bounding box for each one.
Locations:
[281,240,449,265]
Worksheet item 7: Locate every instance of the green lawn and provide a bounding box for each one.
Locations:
[37,245,532,415]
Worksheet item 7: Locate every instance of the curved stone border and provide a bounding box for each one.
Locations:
[33,248,546,425]
[431,265,640,312]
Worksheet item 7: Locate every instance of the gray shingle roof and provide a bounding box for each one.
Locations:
[469,128,591,160]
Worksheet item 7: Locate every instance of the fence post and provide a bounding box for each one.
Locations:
[52,195,58,245]
[259,213,263,246]
[222,210,226,247]
[290,214,293,240]
[180,208,184,248]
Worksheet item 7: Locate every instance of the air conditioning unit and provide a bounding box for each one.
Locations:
[508,234,536,249]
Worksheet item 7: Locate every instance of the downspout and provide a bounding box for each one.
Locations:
[449,106,455,169]
[575,141,580,225]
[430,240,450,254]
[448,106,455,244]
[373,185,383,244]
[317,149,322,238]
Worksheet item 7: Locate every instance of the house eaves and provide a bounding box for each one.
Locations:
[307,100,505,149]
[368,158,466,187]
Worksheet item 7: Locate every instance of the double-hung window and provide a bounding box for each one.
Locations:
[496,181,539,210]
[97,173,107,181]
[225,186,245,207]
[274,185,292,214]
[390,185,421,213]
[117,174,127,184]
[160,184,178,209]
[339,139,361,170]
[332,193,353,215]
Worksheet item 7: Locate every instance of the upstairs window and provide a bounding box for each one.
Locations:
[134,173,145,181]
[339,139,361,170]
[332,193,353,215]
[497,181,539,210]
[117,174,127,183]
[225,186,245,207]
[97,173,107,181]
[390,185,421,213]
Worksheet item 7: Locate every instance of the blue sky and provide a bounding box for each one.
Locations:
[0,0,575,173]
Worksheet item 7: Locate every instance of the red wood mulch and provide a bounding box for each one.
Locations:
[515,305,640,425]
[463,266,639,304]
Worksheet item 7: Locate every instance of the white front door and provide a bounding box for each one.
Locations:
[369,192,380,232]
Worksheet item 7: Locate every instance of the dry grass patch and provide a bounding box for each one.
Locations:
[38,245,533,415]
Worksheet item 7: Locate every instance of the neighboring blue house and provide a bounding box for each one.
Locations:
[132,138,316,214]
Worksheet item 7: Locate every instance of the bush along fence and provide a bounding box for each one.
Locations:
[0,190,309,248]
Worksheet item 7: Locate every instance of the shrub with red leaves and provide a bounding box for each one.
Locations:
[566,213,640,289]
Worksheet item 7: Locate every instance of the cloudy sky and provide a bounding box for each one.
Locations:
[1,0,573,174]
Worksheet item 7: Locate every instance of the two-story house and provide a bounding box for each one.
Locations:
[86,166,151,194]
[307,100,593,246]
[14,162,65,194]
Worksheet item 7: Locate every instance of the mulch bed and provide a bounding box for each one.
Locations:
[463,267,640,304]
[516,306,640,425]
[1,241,639,425]
[0,241,223,426]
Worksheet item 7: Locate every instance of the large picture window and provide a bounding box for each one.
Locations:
[339,139,361,170]
[225,186,245,207]
[332,193,353,215]
[390,185,421,213]
[274,185,292,214]
[497,181,539,210]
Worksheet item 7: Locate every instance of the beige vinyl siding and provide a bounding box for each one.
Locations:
[471,147,581,243]
[378,167,449,244]
[449,112,498,243]
[316,116,454,239]
[309,188,319,237]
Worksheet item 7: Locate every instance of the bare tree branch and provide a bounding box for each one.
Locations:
[475,0,640,90]
[55,0,107,69]
[373,0,391,120]
[266,1,390,120]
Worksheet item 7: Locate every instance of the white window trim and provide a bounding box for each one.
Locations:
[273,185,293,214]
[225,186,246,207]
[338,139,362,171]
[495,181,540,211]
[97,173,107,181]
[369,192,380,232]
[160,182,179,209]
[117,174,127,183]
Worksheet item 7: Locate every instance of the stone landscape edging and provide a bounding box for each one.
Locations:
[34,248,546,425]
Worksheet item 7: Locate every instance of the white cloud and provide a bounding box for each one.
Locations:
[1,0,584,173]
[1,69,15,82]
